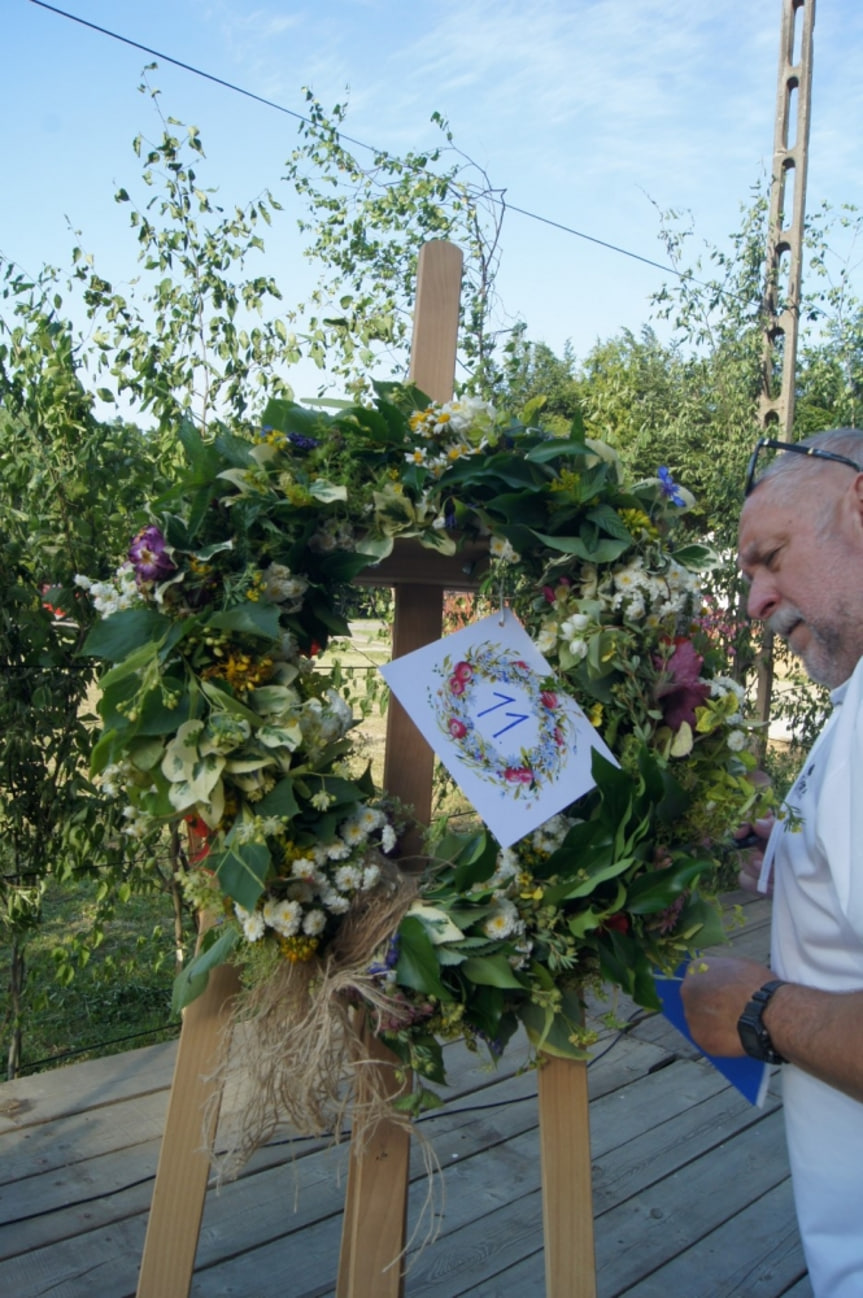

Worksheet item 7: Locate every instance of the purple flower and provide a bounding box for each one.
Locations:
[128,526,176,583]
[288,431,319,452]
[657,466,686,507]
[654,637,710,731]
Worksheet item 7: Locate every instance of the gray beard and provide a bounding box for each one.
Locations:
[768,604,855,688]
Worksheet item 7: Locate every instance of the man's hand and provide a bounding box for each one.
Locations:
[734,815,775,895]
[681,954,773,1056]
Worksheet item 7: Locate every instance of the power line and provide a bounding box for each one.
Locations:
[29,0,692,286]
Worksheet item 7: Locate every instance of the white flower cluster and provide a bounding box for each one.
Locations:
[75,566,142,616]
[489,535,520,563]
[262,563,309,609]
[233,801,395,944]
[480,813,579,957]
[299,689,355,756]
[710,675,749,750]
[308,519,356,554]
[405,397,496,478]
[610,557,699,623]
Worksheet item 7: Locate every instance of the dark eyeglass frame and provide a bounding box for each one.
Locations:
[744,437,863,498]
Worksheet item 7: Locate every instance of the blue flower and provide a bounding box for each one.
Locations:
[369,934,401,976]
[657,466,685,507]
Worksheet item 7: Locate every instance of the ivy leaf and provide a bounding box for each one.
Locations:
[309,479,347,503]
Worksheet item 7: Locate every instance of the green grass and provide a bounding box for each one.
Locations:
[2,876,181,1077]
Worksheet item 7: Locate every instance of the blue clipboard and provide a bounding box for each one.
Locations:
[653,966,770,1107]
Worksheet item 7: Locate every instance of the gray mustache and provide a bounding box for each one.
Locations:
[767,607,802,639]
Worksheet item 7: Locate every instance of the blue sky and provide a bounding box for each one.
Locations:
[6,0,863,393]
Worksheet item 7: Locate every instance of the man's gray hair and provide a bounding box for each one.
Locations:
[756,427,863,502]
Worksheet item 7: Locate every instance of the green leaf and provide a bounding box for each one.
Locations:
[260,399,332,441]
[208,603,281,640]
[171,926,239,1012]
[585,503,632,541]
[625,858,706,914]
[309,479,348,503]
[676,893,726,949]
[523,437,591,464]
[520,981,587,1059]
[212,840,271,911]
[460,954,527,990]
[83,608,172,661]
[353,535,394,562]
[448,832,498,891]
[418,528,457,556]
[529,530,631,564]
[671,543,719,570]
[97,641,160,689]
[200,680,262,725]
[396,916,451,1000]
[544,855,633,905]
[255,779,301,819]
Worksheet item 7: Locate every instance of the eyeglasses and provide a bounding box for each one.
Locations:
[744,437,863,497]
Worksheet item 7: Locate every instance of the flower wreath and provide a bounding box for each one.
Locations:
[78,383,767,1152]
[432,644,569,796]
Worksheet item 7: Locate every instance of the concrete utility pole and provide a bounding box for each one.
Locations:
[759,0,816,435]
[756,0,816,733]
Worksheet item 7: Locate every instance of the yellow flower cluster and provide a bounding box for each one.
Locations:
[280,934,320,963]
[549,469,581,494]
[256,428,289,449]
[202,652,274,695]
[618,508,659,540]
[246,571,266,602]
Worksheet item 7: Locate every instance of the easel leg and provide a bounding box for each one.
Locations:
[136,961,240,1298]
[537,1054,597,1298]
[336,1017,412,1298]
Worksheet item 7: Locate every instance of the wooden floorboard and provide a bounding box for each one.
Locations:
[0,895,813,1297]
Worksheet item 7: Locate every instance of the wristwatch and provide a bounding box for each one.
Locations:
[737,979,788,1065]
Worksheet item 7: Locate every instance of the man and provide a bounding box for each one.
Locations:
[681,428,863,1298]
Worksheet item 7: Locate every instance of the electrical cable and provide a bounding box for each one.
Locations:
[29,0,703,288]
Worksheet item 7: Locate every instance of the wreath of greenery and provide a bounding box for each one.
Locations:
[80,383,766,1101]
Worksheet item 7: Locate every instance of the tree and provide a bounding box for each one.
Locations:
[0,264,171,1075]
[282,93,508,397]
[0,78,514,1073]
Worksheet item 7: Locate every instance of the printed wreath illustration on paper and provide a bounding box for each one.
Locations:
[431,640,571,799]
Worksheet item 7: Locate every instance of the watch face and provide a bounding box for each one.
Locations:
[737,1013,768,1061]
[737,985,786,1065]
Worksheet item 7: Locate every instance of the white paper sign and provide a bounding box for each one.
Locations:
[380,608,617,848]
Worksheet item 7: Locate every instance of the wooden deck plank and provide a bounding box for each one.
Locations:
[618,1179,811,1297]
[0,894,806,1298]
[0,1042,177,1137]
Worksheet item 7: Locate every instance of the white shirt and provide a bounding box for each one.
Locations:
[766,655,863,1296]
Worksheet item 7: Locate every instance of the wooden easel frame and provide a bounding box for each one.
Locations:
[136,240,596,1298]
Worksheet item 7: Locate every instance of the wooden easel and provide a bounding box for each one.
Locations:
[136,240,596,1298]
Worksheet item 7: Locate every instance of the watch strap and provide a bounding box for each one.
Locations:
[737,978,788,1065]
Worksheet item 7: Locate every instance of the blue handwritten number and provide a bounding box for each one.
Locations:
[477,690,529,739]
